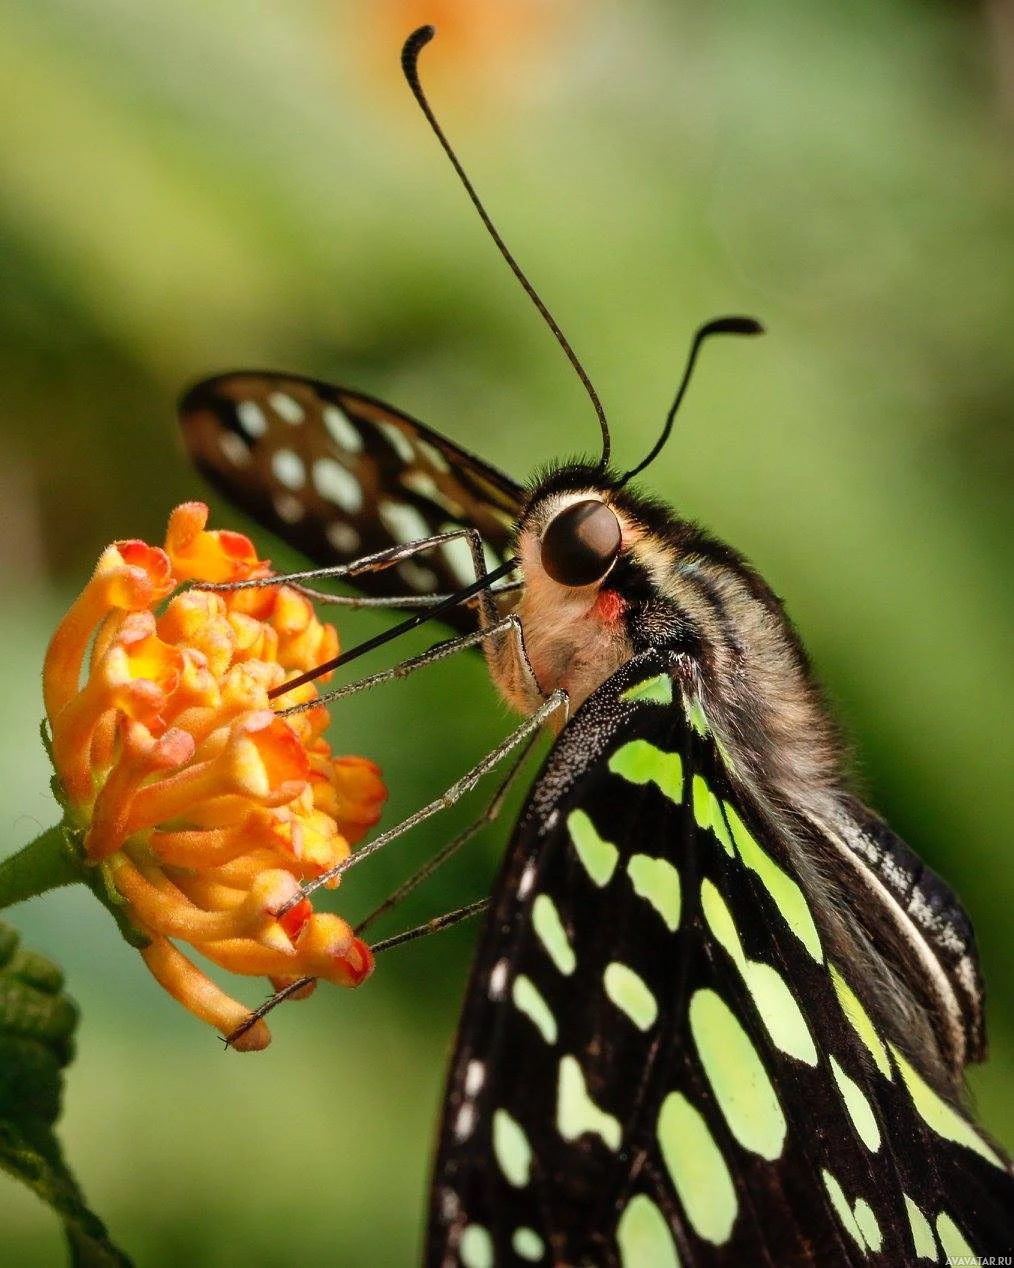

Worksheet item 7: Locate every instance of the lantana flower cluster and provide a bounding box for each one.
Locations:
[42,503,385,1049]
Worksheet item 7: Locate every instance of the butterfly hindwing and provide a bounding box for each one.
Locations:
[426,648,1014,1266]
[179,372,524,631]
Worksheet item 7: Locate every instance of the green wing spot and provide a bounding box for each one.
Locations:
[891,1045,1005,1169]
[853,1199,883,1252]
[700,881,816,1065]
[620,673,673,705]
[903,1194,938,1260]
[512,1227,545,1262]
[710,795,735,857]
[689,988,786,1160]
[557,1054,622,1151]
[657,1091,738,1245]
[935,1212,976,1260]
[742,962,817,1066]
[828,965,892,1080]
[532,894,576,975]
[829,1055,881,1152]
[567,809,619,887]
[724,803,823,962]
[459,1224,494,1268]
[692,774,712,829]
[686,696,710,737]
[493,1108,533,1187]
[626,854,681,932]
[512,974,558,1045]
[821,1170,865,1250]
[604,962,659,1031]
[609,740,683,804]
[616,1193,682,1268]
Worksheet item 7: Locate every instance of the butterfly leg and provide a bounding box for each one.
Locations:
[367,898,491,955]
[273,524,544,710]
[224,690,567,1048]
[355,724,545,935]
[274,611,527,716]
[298,687,569,900]
[450,525,544,702]
[188,529,522,611]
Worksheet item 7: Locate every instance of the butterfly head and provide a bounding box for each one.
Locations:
[491,464,668,717]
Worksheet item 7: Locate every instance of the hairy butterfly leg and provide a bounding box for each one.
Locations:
[357,725,547,935]
[368,899,491,956]
[277,613,528,717]
[191,528,522,610]
[298,688,569,900]
[224,691,568,1048]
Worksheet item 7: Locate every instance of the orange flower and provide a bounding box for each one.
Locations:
[42,503,386,1049]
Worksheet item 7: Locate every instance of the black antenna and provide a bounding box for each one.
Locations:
[618,316,764,486]
[401,25,612,470]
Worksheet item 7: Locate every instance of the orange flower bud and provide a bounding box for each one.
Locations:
[164,501,262,584]
[42,503,385,1047]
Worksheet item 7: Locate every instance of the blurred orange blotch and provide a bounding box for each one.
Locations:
[343,0,576,111]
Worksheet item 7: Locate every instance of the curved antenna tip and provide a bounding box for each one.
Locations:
[701,315,765,338]
[402,25,437,73]
[618,312,766,485]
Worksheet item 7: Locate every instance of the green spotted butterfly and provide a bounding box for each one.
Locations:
[179,24,1014,1268]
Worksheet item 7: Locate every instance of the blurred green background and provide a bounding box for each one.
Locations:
[2,0,1013,1263]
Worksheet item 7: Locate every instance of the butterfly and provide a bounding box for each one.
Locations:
[179,24,1014,1268]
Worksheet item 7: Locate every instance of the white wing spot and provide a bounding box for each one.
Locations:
[401,470,441,500]
[325,521,360,555]
[218,431,250,466]
[313,458,362,513]
[236,400,267,438]
[398,560,439,592]
[464,1060,485,1098]
[323,404,363,452]
[417,438,450,471]
[517,860,537,901]
[271,448,305,490]
[402,469,465,517]
[268,391,304,424]
[273,493,303,524]
[378,419,416,463]
[454,1102,476,1142]
[488,958,509,1000]
[379,501,431,544]
[439,1187,460,1224]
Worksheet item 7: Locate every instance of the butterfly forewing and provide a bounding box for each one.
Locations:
[179,372,524,630]
[426,650,1014,1266]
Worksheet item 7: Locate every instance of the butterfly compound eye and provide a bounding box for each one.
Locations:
[540,499,622,587]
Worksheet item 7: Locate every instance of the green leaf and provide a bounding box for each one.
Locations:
[0,921,133,1266]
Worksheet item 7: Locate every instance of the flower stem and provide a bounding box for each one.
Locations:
[0,825,81,911]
